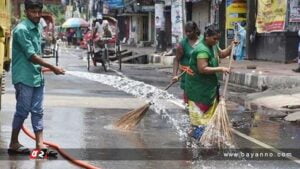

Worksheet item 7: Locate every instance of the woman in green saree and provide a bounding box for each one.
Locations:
[172,21,201,104]
[185,26,234,140]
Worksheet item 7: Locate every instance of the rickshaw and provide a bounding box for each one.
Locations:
[41,13,55,56]
[87,16,121,72]
[40,12,60,66]
[0,0,11,109]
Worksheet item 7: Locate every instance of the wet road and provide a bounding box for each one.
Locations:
[0,47,299,169]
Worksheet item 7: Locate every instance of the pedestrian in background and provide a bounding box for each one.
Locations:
[185,26,234,140]
[293,30,300,73]
[92,13,104,48]
[8,0,65,155]
[67,28,75,46]
[172,21,201,105]
[40,17,47,54]
[102,20,112,38]
[234,22,246,60]
[75,27,83,46]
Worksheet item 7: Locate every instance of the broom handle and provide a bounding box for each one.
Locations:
[222,32,236,98]
[164,71,185,90]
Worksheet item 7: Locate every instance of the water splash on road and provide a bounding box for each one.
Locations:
[68,71,190,140]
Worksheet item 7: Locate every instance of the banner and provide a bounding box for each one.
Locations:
[171,0,184,44]
[107,0,124,9]
[226,0,247,39]
[155,3,165,29]
[289,0,300,22]
[256,0,287,33]
[103,3,109,14]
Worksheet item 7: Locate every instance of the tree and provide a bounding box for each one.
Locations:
[43,4,65,25]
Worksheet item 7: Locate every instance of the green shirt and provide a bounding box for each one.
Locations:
[12,19,44,87]
[76,28,82,38]
[178,35,203,90]
[185,39,219,105]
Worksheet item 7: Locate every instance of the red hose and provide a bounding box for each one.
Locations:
[22,125,102,169]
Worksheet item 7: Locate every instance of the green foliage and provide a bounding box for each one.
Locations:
[19,4,26,21]
[18,4,65,25]
[43,5,65,25]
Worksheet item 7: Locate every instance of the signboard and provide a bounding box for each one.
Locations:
[107,0,124,9]
[165,0,172,6]
[185,0,202,2]
[171,0,184,44]
[138,0,154,5]
[289,0,300,22]
[256,0,287,33]
[155,3,165,29]
[141,6,155,12]
[226,0,247,39]
[103,2,109,14]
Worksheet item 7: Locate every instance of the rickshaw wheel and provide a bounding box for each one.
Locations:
[87,51,90,71]
[101,47,110,72]
[92,58,97,67]
[101,57,107,72]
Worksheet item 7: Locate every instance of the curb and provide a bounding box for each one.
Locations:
[224,71,300,91]
[150,54,300,91]
[149,54,175,65]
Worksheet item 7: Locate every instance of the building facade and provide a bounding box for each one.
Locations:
[117,0,155,45]
[247,0,300,62]
[13,0,61,18]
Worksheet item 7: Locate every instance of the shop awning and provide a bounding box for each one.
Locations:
[117,13,148,17]
[186,0,205,2]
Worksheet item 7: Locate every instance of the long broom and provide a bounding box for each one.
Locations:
[114,71,185,130]
[199,42,236,149]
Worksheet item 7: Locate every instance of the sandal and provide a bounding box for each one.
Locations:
[8,145,30,155]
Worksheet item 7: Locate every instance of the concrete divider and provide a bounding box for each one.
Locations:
[162,55,175,66]
[150,52,300,91]
[221,71,300,91]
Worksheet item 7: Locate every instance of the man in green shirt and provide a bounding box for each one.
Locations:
[8,0,65,155]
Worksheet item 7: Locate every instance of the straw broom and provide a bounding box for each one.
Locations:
[114,71,185,130]
[199,42,236,149]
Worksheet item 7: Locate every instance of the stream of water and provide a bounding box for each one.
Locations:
[68,71,190,141]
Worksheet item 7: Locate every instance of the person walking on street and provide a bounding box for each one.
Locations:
[8,0,65,155]
[293,30,300,73]
[67,28,75,46]
[172,21,201,105]
[185,26,235,140]
[75,27,83,46]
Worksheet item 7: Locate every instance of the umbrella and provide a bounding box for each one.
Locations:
[62,18,89,28]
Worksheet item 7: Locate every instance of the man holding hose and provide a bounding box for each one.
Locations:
[8,0,65,155]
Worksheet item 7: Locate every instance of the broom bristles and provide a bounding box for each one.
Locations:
[114,103,150,130]
[200,98,234,149]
